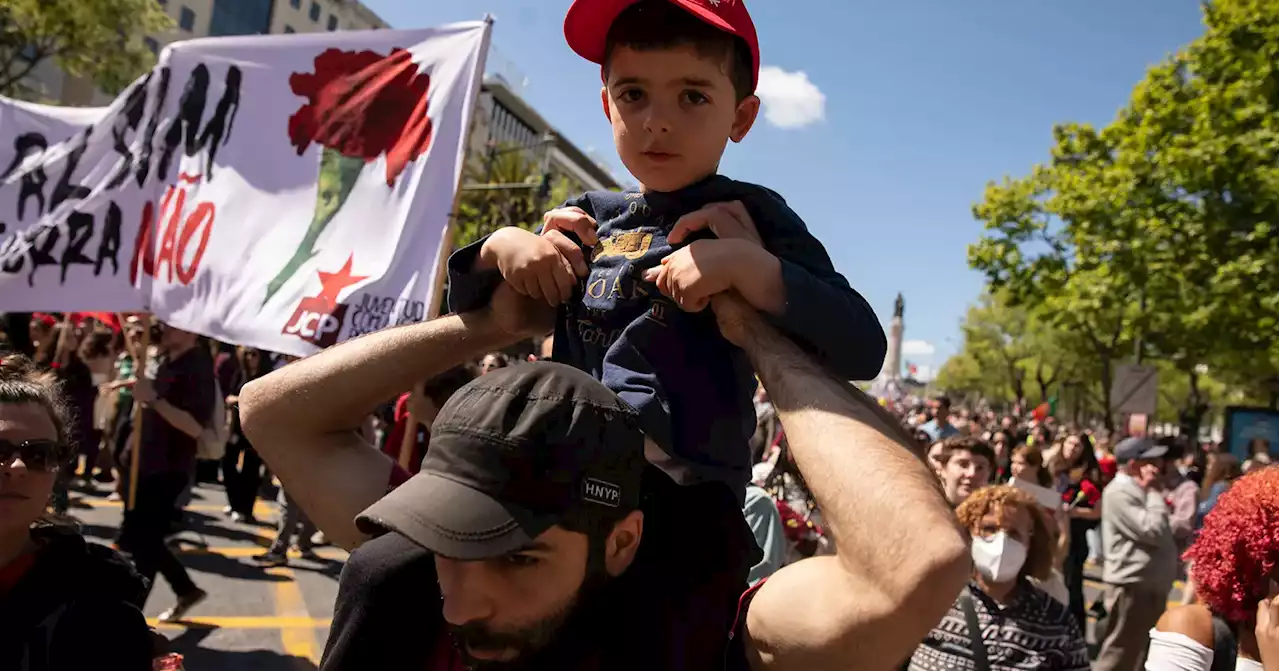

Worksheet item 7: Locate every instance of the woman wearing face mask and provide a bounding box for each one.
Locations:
[908,486,1089,670]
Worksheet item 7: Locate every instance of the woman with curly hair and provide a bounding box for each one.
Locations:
[1146,465,1278,671]
[908,485,1089,670]
[0,355,157,670]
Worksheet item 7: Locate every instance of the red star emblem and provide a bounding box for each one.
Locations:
[314,254,369,309]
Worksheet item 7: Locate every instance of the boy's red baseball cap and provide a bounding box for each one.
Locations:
[564,0,760,91]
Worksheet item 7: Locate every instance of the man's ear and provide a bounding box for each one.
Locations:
[729,94,761,143]
[601,86,613,124]
[603,509,644,577]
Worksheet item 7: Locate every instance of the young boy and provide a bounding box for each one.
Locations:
[448,0,886,500]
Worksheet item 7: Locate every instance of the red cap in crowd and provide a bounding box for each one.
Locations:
[564,0,760,91]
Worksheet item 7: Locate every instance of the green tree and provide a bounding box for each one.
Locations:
[452,145,573,249]
[0,0,171,100]
[969,0,1278,429]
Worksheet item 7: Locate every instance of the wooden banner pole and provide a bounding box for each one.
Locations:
[126,322,151,511]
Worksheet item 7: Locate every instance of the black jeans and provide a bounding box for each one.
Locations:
[222,436,263,516]
[118,471,199,601]
[1063,525,1092,631]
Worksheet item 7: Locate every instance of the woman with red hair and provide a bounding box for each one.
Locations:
[1146,465,1278,671]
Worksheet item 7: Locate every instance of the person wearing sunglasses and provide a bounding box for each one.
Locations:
[0,355,155,670]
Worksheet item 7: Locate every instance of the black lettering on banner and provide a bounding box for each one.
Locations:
[96,202,122,275]
[108,74,152,189]
[347,293,427,338]
[49,128,92,212]
[135,67,171,187]
[62,211,94,282]
[28,226,59,287]
[2,133,50,221]
[0,233,21,274]
[158,64,242,181]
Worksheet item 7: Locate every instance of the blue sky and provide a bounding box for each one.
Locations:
[368,0,1208,378]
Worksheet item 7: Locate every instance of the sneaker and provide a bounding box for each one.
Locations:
[229,511,256,525]
[222,505,233,515]
[310,530,328,547]
[106,491,122,502]
[158,588,207,623]
[253,551,288,567]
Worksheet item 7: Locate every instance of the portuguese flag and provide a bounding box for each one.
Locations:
[1031,397,1058,421]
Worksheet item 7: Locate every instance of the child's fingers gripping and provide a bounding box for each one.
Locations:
[542,207,598,245]
[543,230,589,277]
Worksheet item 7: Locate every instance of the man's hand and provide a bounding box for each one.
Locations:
[133,378,157,404]
[668,200,763,246]
[710,291,761,347]
[478,226,587,307]
[488,281,556,338]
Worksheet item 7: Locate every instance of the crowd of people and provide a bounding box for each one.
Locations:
[748,390,1278,670]
[1,1,1275,670]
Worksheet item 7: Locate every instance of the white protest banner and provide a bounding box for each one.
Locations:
[0,20,491,356]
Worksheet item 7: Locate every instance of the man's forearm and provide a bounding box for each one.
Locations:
[735,311,964,588]
[151,399,203,438]
[241,310,516,439]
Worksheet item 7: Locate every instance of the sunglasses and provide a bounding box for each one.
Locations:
[0,439,66,472]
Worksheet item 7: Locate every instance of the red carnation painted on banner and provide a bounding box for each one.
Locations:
[287,48,433,186]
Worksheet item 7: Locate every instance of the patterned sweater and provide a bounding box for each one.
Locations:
[909,580,1089,671]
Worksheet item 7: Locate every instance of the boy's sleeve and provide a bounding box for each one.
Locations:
[745,190,887,381]
[445,194,596,315]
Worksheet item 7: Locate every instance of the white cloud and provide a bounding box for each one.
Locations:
[755,66,825,129]
[901,340,936,357]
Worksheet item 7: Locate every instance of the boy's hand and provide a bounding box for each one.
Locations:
[541,206,599,246]
[644,201,784,314]
[479,226,587,307]
[668,201,762,246]
[642,238,748,313]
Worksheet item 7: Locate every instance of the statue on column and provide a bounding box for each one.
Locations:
[893,293,904,319]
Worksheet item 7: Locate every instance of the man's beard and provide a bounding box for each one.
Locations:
[447,550,614,670]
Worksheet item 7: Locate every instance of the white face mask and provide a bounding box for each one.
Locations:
[971,531,1027,584]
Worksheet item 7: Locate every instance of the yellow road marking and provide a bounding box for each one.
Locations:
[73,497,277,516]
[265,565,321,667]
[169,545,348,559]
[147,616,331,629]
[1084,578,1186,592]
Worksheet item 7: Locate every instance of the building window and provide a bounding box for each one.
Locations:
[290,0,300,7]
[179,6,196,31]
[309,2,320,21]
[144,37,159,55]
[208,0,272,36]
[327,15,338,31]
[284,25,295,33]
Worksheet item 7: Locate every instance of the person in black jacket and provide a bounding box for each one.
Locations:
[0,355,155,671]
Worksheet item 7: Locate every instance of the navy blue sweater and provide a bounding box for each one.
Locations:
[448,175,886,498]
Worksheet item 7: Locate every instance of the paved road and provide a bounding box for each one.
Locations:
[68,480,345,671]
[64,479,1188,669]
